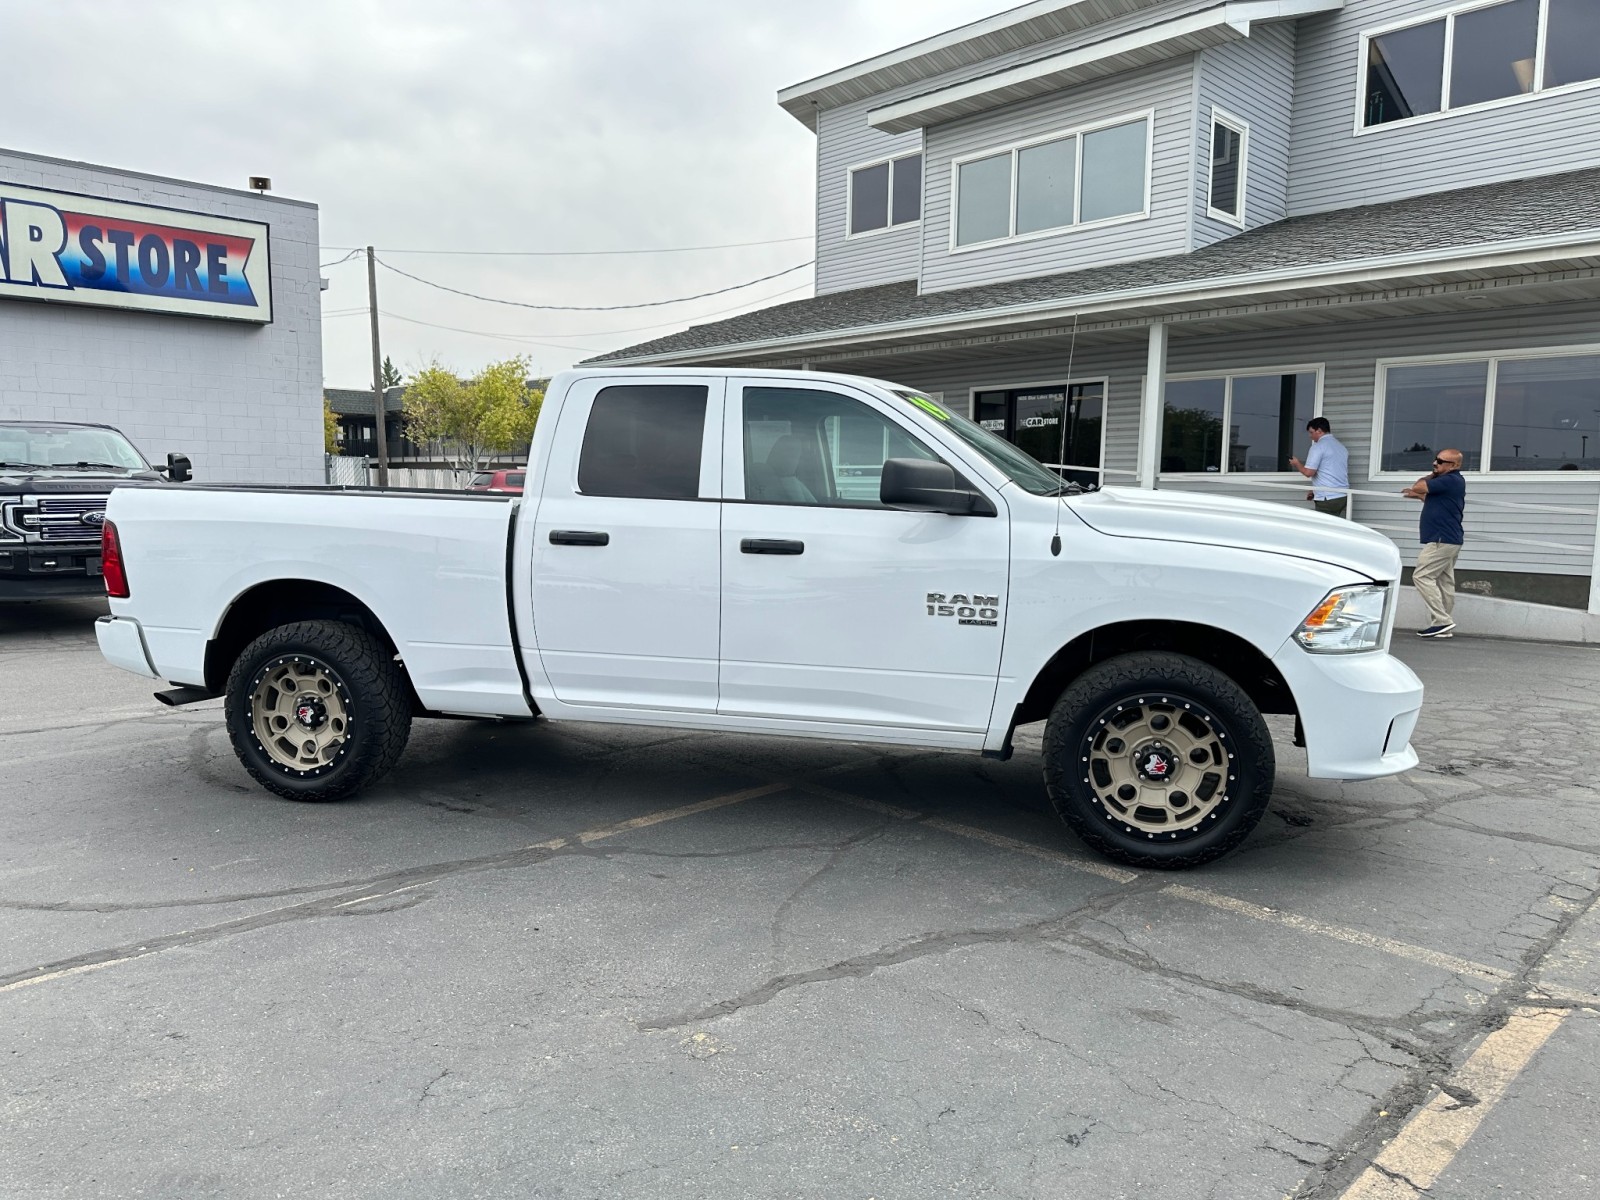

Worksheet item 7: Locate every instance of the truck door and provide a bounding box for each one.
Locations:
[531,376,724,711]
[719,380,1008,731]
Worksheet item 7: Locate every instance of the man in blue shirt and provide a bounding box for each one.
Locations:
[1289,417,1349,518]
[1402,449,1466,638]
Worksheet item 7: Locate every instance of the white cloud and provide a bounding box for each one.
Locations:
[9,0,1000,383]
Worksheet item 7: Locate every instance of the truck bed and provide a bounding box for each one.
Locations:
[103,485,531,717]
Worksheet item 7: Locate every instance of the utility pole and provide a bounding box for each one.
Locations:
[367,246,390,488]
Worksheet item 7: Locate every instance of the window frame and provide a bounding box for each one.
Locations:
[963,375,1111,483]
[947,109,1156,254]
[1370,343,1600,478]
[730,381,951,510]
[1154,365,1326,479]
[1354,0,1600,135]
[845,150,924,240]
[1205,107,1249,228]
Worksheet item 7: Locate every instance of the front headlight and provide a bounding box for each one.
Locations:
[1293,584,1389,653]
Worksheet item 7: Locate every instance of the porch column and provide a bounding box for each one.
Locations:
[1136,320,1168,490]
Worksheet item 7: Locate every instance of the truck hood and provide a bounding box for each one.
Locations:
[0,471,160,492]
[1068,486,1402,581]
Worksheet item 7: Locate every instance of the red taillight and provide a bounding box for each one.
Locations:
[101,519,129,598]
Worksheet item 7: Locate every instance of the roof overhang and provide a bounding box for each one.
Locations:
[779,0,1185,130]
[867,0,1343,134]
[599,233,1600,367]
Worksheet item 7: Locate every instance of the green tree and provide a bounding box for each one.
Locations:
[402,356,542,484]
[322,396,340,454]
[381,355,403,388]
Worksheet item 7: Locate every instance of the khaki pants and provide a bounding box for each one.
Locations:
[1413,541,1462,626]
[1313,497,1348,518]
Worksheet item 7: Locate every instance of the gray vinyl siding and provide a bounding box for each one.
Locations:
[919,57,1197,295]
[1192,23,1295,248]
[814,101,924,296]
[809,0,1219,297]
[842,300,1600,580]
[1287,0,1600,216]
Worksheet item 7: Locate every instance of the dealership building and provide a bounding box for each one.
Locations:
[0,146,322,484]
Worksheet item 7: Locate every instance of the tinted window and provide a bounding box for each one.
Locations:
[577,385,707,499]
[1381,362,1487,472]
[1449,0,1538,108]
[891,154,922,226]
[1162,379,1227,473]
[507,472,526,487]
[469,473,493,487]
[850,162,890,235]
[1546,0,1600,88]
[1230,373,1316,472]
[1365,20,1446,125]
[1209,120,1243,219]
[1491,355,1600,470]
[743,387,937,506]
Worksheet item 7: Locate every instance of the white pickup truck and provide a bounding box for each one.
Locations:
[95,367,1422,869]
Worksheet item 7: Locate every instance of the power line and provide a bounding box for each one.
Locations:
[320,235,811,258]
[375,256,813,311]
[320,249,362,269]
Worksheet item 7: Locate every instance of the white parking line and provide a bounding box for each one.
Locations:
[1339,1006,1569,1199]
[1162,884,1513,984]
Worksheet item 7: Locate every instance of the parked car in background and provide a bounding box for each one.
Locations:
[466,469,525,494]
[1,421,189,602]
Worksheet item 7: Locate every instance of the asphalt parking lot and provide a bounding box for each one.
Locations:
[2,598,1597,1200]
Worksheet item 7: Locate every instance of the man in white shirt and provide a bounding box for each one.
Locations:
[1290,417,1349,518]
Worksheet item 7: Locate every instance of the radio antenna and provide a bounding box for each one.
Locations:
[1050,312,1080,557]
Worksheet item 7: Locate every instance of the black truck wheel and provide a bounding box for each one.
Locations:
[1042,652,1275,870]
[224,620,412,801]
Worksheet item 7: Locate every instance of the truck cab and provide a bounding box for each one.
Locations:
[0,420,190,602]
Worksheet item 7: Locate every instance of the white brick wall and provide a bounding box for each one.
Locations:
[0,148,323,484]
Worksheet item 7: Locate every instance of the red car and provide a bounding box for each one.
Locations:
[466,469,525,494]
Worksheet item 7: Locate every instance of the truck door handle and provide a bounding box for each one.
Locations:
[549,530,609,546]
[741,538,804,555]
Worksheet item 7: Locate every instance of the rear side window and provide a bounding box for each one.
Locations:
[506,472,526,487]
[578,384,707,500]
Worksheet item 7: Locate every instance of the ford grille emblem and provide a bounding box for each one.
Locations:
[80,511,107,527]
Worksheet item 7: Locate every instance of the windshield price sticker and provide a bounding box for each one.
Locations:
[0,182,271,322]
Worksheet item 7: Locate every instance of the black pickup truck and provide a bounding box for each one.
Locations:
[0,421,190,602]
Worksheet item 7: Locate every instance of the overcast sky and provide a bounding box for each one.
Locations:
[12,0,1001,386]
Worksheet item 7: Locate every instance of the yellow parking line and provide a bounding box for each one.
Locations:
[1163,884,1513,984]
[1339,1006,1568,1198]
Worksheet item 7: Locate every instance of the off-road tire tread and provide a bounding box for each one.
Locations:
[1042,651,1275,870]
[224,619,412,802]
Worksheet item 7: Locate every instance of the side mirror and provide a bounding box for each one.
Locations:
[880,457,996,517]
[163,453,192,483]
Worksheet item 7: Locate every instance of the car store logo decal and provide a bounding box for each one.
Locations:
[926,592,1000,627]
[0,182,271,322]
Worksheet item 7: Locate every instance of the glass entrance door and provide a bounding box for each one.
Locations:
[973,381,1104,486]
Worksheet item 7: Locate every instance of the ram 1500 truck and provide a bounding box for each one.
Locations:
[95,368,1422,869]
[1,420,190,602]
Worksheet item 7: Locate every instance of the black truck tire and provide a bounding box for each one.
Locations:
[1042,651,1275,869]
[224,620,412,801]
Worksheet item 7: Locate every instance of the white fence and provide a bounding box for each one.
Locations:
[323,458,483,490]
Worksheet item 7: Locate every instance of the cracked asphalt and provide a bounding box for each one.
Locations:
[2,597,1598,1199]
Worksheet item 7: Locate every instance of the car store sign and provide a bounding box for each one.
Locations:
[0,181,271,322]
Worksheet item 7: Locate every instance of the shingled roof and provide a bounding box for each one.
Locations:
[325,386,405,417]
[590,166,1600,364]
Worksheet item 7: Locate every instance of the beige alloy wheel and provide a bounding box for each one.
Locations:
[1083,694,1234,837]
[249,655,351,776]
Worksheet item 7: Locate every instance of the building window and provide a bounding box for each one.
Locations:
[1161,371,1318,474]
[1362,0,1600,129]
[1207,110,1247,224]
[971,381,1105,486]
[1378,351,1600,472]
[952,113,1151,248]
[849,153,922,236]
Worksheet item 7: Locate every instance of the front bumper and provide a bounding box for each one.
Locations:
[0,543,104,601]
[1271,642,1423,780]
[96,615,160,679]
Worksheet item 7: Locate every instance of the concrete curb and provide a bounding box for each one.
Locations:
[1396,588,1600,645]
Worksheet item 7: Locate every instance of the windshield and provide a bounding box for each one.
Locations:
[0,425,148,472]
[888,389,1069,496]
